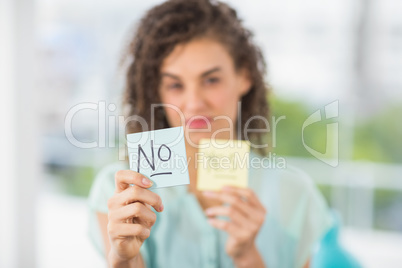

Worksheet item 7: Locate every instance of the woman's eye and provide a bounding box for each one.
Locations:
[167,83,183,90]
[204,77,220,86]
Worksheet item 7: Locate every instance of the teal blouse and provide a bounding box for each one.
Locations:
[88,152,333,268]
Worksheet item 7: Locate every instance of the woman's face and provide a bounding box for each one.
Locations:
[159,37,251,146]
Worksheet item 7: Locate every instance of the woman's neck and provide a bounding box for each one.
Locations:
[185,142,199,192]
[185,142,223,209]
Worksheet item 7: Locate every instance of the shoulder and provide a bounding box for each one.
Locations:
[248,151,315,193]
[88,161,129,213]
[248,151,332,228]
[249,152,327,212]
[97,161,129,178]
[278,164,317,194]
[249,154,333,266]
[92,161,129,190]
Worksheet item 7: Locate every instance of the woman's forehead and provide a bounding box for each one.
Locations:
[160,38,235,77]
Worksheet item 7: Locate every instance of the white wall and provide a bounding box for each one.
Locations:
[0,0,39,267]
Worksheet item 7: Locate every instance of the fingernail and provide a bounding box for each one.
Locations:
[222,186,231,191]
[159,204,164,212]
[202,191,215,197]
[205,208,213,215]
[142,177,152,186]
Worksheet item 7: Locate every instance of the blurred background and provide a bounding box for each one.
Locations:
[1,0,401,267]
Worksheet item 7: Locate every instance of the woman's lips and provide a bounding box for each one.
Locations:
[186,117,212,129]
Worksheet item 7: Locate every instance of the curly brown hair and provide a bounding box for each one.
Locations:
[122,0,269,155]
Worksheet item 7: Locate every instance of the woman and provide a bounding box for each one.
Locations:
[88,0,333,267]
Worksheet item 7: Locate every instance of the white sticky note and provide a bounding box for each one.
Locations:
[127,126,189,188]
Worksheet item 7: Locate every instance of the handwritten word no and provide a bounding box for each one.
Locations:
[137,140,172,177]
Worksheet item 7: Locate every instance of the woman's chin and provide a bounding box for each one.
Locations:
[183,131,236,146]
[183,131,212,146]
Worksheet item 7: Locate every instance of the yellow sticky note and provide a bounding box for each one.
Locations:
[196,139,250,191]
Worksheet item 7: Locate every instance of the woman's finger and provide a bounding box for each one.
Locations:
[112,202,156,227]
[222,186,265,211]
[114,170,153,193]
[108,222,151,241]
[202,190,256,218]
[207,218,247,239]
[205,205,252,229]
[110,202,157,227]
[108,185,164,212]
[221,187,267,227]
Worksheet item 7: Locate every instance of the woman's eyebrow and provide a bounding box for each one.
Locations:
[161,72,181,80]
[161,67,221,80]
[201,67,221,77]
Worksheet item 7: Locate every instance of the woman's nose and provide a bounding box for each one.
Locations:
[183,87,205,113]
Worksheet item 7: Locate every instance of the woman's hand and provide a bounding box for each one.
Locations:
[107,170,164,266]
[202,186,266,267]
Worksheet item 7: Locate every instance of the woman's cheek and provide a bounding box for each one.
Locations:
[212,90,237,115]
[165,110,182,127]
